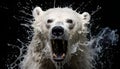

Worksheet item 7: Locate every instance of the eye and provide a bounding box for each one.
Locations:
[66,19,73,24]
[47,19,53,23]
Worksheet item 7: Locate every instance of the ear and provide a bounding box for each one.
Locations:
[80,12,91,33]
[81,12,90,22]
[32,7,43,20]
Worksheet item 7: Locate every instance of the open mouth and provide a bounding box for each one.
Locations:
[51,39,68,62]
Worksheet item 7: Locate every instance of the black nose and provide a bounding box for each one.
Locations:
[52,26,64,37]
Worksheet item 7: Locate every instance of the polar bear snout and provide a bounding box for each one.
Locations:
[50,26,68,62]
[52,26,64,37]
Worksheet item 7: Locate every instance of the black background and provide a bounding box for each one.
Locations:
[0,0,120,69]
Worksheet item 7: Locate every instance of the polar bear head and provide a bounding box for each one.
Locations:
[32,7,90,62]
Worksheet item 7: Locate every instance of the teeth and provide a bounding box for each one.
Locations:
[61,53,65,58]
[52,40,54,45]
[62,40,64,44]
[53,53,57,58]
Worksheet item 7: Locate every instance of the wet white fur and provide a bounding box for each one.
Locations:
[21,7,94,69]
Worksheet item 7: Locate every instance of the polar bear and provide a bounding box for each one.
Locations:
[21,7,93,69]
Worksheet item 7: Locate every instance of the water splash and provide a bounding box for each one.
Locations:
[5,0,119,69]
[88,27,119,69]
[88,27,118,55]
